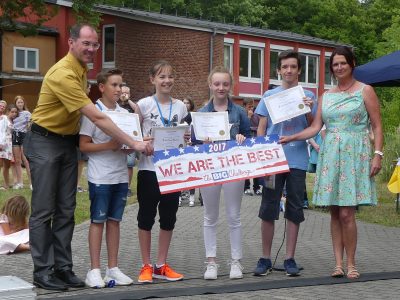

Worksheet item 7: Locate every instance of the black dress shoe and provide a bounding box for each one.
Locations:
[33,274,68,291]
[55,269,85,288]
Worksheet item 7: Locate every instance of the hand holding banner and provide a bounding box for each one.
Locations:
[153,135,289,194]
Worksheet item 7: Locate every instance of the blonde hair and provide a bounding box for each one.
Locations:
[207,66,233,86]
[1,195,30,232]
[0,100,7,106]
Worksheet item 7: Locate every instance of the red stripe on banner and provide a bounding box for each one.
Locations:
[158,176,203,186]
[257,160,289,170]
[159,168,290,194]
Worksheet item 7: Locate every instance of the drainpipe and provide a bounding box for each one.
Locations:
[209,27,217,98]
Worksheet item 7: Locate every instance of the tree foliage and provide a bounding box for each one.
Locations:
[0,0,101,36]
[0,0,57,36]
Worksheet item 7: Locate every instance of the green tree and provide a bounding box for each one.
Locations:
[0,0,57,36]
[0,0,101,36]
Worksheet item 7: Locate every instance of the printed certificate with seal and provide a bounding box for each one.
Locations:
[191,111,230,141]
[151,126,189,151]
[264,85,311,124]
[104,111,143,147]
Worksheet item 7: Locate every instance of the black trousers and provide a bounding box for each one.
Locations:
[24,130,78,276]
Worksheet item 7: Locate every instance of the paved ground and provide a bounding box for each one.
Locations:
[1,192,400,299]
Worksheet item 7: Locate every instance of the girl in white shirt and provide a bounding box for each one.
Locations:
[135,60,187,283]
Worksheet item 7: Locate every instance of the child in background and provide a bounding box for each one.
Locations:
[12,96,32,190]
[0,195,30,254]
[0,104,18,189]
[80,69,133,288]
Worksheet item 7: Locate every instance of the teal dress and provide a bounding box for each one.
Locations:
[312,86,377,206]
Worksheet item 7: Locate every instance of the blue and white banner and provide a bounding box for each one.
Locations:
[153,135,289,194]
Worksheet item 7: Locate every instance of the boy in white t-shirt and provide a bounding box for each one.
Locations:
[79,69,133,288]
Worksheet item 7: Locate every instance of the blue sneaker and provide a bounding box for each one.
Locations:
[284,258,300,276]
[303,200,309,209]
[253,258,272,276]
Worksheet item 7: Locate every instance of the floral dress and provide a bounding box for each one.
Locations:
[0,116,13,161]
[312,85,377,206]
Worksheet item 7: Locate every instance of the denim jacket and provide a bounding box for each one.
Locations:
[194,98,251,142]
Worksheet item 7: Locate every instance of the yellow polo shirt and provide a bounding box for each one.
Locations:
[31,52,92,135]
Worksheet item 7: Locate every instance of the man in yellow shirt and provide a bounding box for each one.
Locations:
[24,24,153,291]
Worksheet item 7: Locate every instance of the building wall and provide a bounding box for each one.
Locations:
[1,80,42,110]
[114,18,224,106]
[2,32,56,75]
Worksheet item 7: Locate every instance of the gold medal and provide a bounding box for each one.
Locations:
[298,104,305,109]
[219,130,225,136]
[133,131,138,136]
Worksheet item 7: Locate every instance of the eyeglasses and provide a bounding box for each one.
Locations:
[81,41,101,50]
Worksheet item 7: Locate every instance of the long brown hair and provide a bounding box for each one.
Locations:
[1,195,30,231]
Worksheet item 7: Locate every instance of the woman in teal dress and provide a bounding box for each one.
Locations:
[280,46,383,280]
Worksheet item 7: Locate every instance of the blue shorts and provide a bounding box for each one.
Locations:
[88,182,128,223]
[258,169,306,224]
[127,153,136,168]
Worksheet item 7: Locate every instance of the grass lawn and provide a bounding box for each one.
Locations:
[306,173,400,227]
[1,168,399,227]
[0,166,138,225]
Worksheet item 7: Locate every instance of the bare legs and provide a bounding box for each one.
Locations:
[330,206,358,277]
[138,228,173,265]
[261,219,299,259]
[89,220,120,269]
[1,159,11,188]
[12,146,31,187]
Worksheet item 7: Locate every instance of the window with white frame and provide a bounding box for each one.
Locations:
[224,44,233,71]
[324,53,336,86]
[299,53,318,84]
[13,47,39,72]
[269,50,279,80]
[102,25,115,68]
[269,46,294,83]
[239,44,263,80]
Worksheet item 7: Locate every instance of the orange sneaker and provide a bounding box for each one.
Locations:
[138,264,153,283]
[153,263,183,281]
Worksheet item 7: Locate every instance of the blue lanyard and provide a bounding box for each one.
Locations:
[154,95,172,127]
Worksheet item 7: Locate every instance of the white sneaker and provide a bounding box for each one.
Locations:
[229,259,244,279]
[13,183,23,190]
[189,195,195,207]
[104,267,133,286]
[85,268,105,288]
[204,262,218,280]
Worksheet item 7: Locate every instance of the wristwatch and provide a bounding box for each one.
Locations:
[374,150,384,157]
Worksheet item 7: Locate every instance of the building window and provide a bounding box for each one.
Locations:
[299,54,318,84]
[224,44,233,71]
[324,54,335,86]
[239,46,263,80]
[269,50,279,80]
[13,47,39,72]
[102,25,115,68]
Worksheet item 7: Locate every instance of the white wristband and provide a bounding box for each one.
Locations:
[374,150,384,157]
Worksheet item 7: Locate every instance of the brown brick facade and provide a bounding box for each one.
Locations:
[115,19,223,107]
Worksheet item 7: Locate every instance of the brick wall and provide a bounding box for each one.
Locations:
[115,19,224,108]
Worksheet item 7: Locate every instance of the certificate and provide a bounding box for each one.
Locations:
[152,126,189,151]
[104,111,143,147]
[191,111,230,141]
[264,85,311,124]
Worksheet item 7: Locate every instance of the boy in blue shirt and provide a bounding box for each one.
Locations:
[80,69,134,288]
[253,50,316,277]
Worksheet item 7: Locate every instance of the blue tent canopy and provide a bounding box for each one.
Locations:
[353,51,400,87]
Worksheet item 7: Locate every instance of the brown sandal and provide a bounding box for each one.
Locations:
[331,266,345,278]
[347,266,360,279]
